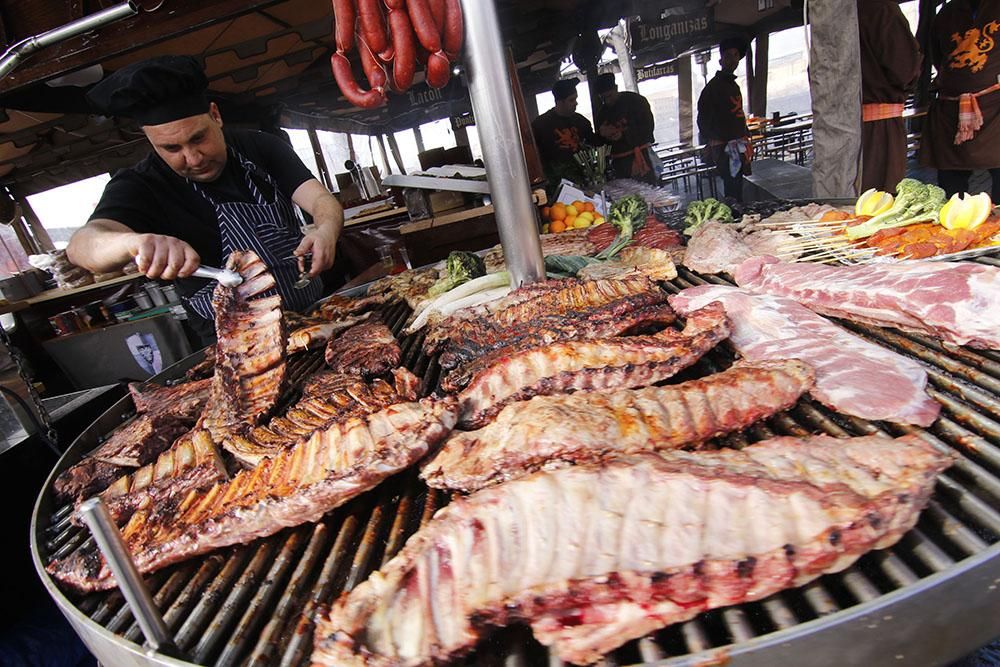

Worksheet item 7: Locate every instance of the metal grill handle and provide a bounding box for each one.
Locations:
[77,497,183,659]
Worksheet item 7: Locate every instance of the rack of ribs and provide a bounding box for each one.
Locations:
[128,377,212,420]
[324,318,401,378]
[48,397,458,593]
[315,434,952,666]
[452,302,730,429]
[423,359,814,493]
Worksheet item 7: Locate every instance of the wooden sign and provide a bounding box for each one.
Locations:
[636,61,679,82]
[629,7,712,55]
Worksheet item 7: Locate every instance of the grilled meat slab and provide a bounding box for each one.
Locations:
[669,286,940,426]
[315,434,951,666]
[49,398,458,593]
[425,277,661,358]
[734,255,1000,349]
[313,293,387,320]
[423,359,814,493]
[83,429,227,526]
[53,413,192,501]
[128,378,212,420]
[324,319,401,378]
[224,369,421,468]
[287,312,373,354]
[439,301,676,393]
[453,302,730,429]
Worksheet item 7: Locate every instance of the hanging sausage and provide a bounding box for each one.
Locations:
[330,0,465,109]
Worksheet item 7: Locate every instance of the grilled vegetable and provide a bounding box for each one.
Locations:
[683,198,733,235]
[846,179,947,240]
[426,251,487,297]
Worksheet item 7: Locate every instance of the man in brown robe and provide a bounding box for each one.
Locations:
[858,0,922,191]
[920,0,1000,199]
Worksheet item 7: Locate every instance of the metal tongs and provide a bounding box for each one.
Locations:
[192,265,243,287]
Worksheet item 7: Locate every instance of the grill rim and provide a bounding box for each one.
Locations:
[29,290,1000,666]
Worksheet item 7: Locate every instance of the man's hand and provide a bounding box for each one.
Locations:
[294,225,338,276]
[129,233,201,280]
[599,122,623,142]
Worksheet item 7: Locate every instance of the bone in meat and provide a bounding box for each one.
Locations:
[287,312,373,353]
[128,377,212,420]
[315,434,951,666]
[324,319,401,378]
[423,359,814,493]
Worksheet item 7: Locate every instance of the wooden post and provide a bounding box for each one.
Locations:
[413,126,426,154]
[386,132,407,174]
[15,195,54,252]
[505,48,545,185]
[751,32,769,118]
[678,55,694,146]
[376,133,393,174]
[306,125,335,191]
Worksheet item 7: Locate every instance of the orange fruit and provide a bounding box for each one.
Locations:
[541,206,551,220]
[550,203,567,222]
[565,205,579,218]
[563,215,577,229]
[549,219,566,233]
[584,202,595,213]
[572,200,586,210]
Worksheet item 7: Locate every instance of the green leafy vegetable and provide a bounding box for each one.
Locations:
[683,198,733,235]
[596,194,648,259]
[544,254,603,277]
[845,178,947,240]
[426,251,487,297]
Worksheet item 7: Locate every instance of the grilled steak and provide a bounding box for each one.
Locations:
[453,302,730,429]
[734,254,1000,349]
[324,319,401,377]
[313,293,387,320]
[669,286,940,426]
[423,359,814,493]
[287,312,372,354]
[183,347,216,381]
[439,300,676,393]
[53,413,192,501]
[128,377,212,420]
[48,398,458,593]
[200,251,287,444]
[315,434,951,666]
[84,429,227,526]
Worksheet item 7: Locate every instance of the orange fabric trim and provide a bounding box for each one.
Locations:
[610,143,653,177]
[862,103,904,122]
[940,83,1000,145]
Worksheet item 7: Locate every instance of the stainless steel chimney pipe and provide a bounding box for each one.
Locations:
[458,0,545,287]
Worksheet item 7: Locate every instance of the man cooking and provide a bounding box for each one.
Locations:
[531,77,597,194]
[593,73,661,185]
[67,56,344,345]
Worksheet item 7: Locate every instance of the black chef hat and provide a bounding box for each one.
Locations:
[86,55,209,126]
[552,77,580,101]
[720,37,748,58]
[594,72,617,94]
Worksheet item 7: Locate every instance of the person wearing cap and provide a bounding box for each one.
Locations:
[593,73,661,185]
[697,38,753,201]
[920,0,1000,199]
[531,78,597,193]
[67,55,343,344]
[858,0,921,192]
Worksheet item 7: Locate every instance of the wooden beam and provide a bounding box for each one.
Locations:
[678,55,693,146]
[0,0,289,95]
[750,32,769,118]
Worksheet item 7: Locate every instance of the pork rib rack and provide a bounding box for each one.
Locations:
[315,434,951,666]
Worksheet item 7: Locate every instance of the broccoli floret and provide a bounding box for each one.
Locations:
[846,179,948,240]
[426,251,486,296]
[683,198,733,235]
[596,195,648,259]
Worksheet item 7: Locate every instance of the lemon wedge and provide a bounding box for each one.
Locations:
[855,188,894,217]
[939,192,992,230]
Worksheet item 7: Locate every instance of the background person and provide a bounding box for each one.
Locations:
[919,0,1000,199]
[67,55,344,345]
[697,37,752,201]
[858,0,922,191]
[531,77,596,194]
[594,73,661,184]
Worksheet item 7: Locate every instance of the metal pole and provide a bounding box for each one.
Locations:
[459,0,544,287]
[78,497,182,659]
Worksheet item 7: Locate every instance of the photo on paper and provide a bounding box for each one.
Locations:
[125,332,163,375]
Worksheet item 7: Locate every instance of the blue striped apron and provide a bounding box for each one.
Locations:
[183,148,323,321]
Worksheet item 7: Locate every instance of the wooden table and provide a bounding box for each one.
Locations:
[744,157,814,201]
[0,273,143,315]
[344,205,408,228]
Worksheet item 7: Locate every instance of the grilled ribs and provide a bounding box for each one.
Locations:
[48,398,458,592]
[453,302,730,429]
[324,319,401,378]
[287,312,372,354]
[128,377,211,420]
[423,359,814,493]
[315,434,951,666]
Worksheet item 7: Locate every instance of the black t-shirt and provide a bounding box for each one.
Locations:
[531,109,596,167]
[90,128,314,299]
[595,91,655,154]
[697,72,750,144]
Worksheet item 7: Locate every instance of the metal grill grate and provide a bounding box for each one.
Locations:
[33,279,1000,666]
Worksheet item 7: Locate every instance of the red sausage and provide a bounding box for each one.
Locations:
[426,50,450,88]
[332,0,356,53]
[357,0,389,55]
[442,0,463,58]
[331,52,386,108]
[406,0,442,53]
[387,8,416,91]
[429,0,446,34]
[357,33,387,91]
[383,0,405,9]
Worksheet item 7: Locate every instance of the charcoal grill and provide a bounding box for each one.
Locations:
[31,270,1000,666]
